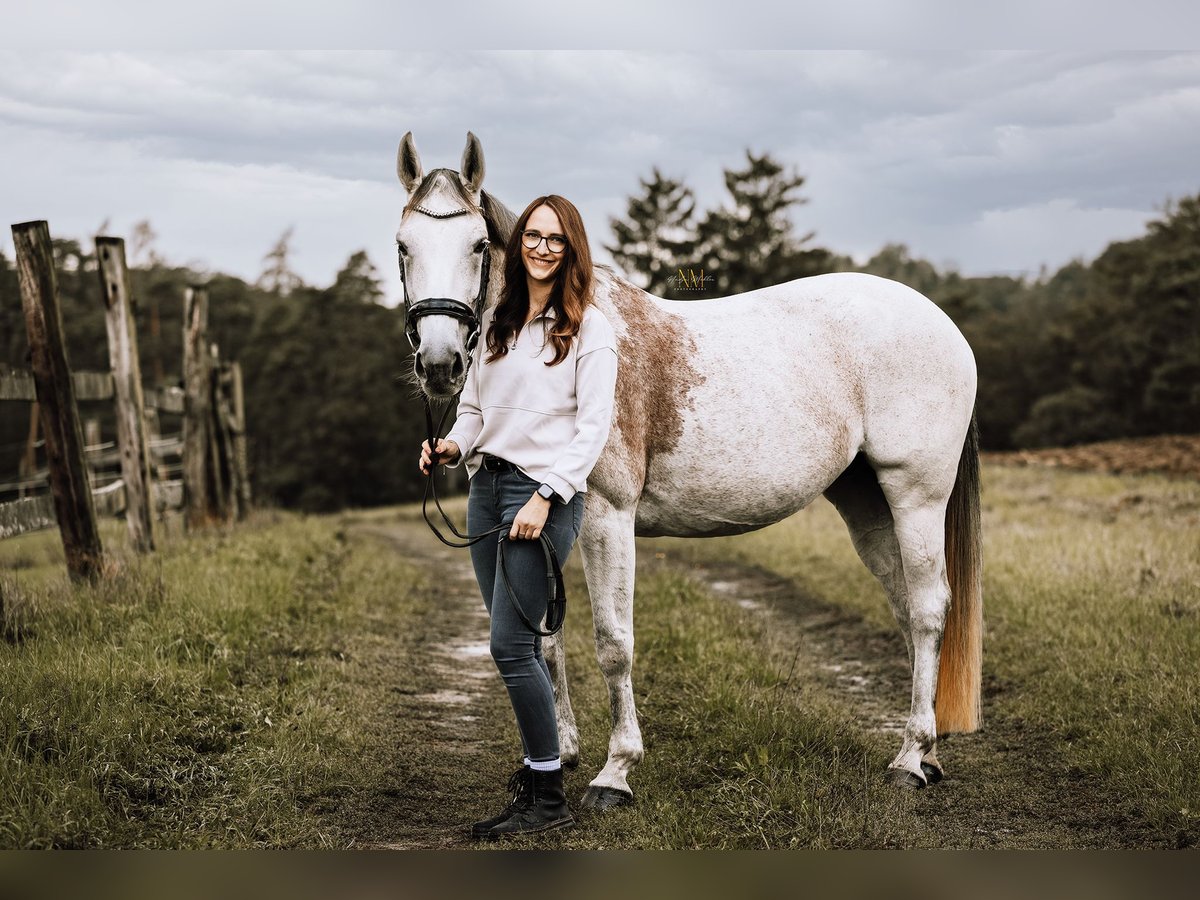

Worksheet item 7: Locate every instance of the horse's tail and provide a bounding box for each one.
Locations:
[936,411,983,735]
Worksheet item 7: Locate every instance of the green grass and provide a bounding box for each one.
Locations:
[639,464,1200,841]
[0,512,427,848]
[0,463,1194,847]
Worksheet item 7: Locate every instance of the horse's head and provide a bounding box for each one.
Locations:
[396,131,512,400]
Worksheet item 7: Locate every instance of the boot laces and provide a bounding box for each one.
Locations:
[506,766,533,803]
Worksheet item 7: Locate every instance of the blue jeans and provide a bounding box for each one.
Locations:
[466,465,585,763]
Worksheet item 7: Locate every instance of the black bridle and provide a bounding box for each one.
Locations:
[401,204,565,636]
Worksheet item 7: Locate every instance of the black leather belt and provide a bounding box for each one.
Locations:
[482,454,517,473]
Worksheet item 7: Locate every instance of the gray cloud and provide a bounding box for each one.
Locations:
[5,2,1200,50]
[1,51,1197,307]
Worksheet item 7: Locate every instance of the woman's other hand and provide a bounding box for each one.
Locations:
[510,494,551,539]
[419,438,460,475]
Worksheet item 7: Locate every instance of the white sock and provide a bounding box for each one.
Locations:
[528,757,561,772]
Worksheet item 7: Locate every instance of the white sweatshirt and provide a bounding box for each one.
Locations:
[443,303,619,503]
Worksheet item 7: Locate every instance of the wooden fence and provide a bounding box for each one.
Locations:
[1,220,249,580]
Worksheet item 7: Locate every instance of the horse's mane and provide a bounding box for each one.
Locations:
[480,191,518,247]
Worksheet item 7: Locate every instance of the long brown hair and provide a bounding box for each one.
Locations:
[484,194,594,367]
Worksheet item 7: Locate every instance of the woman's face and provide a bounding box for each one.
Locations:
[521,204,566,285]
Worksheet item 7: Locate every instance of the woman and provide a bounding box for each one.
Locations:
[418,195,618,840]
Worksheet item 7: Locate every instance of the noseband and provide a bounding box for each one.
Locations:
[402,203,565,637]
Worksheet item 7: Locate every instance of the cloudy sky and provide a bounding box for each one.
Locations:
[2,50,1198,307]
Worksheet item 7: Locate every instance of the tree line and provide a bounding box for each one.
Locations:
[1,158,1195,511]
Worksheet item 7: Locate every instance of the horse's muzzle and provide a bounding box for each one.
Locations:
[415,350,465,397]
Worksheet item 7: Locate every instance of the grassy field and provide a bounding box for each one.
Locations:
[0,512,431,848]
[0,462,1195,848]
[641,464,1200,844]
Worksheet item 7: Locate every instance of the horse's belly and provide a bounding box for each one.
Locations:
[631,447,847,538]
[629,361,860,538]
[633,496,806,538]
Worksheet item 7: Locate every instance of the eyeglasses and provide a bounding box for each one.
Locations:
[521,230,568,254]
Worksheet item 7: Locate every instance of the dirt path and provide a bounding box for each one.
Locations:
[339,519,510,849]
[657,556,1174,848]
[336,516,1173,848]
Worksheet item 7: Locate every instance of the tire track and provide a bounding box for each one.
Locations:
[651,555,1173,848]
[345,521,504,849]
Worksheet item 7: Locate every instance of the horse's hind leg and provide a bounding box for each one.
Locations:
[873,461,956,788]
[543,632,579,768]
[576,494,642,809]
[824,454,945,786]
[824,454,911,660]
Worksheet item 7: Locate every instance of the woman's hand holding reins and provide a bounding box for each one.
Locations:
[510,494,551,540]
[419,438,460,475]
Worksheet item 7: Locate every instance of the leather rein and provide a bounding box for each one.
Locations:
[401,204,566,637]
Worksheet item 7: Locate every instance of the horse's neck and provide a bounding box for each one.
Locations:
[594,267,664,327]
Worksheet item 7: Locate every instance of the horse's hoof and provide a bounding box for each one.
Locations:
[562,756,580,771]
[581,785,634,810]
[886,767,926,790]
[920,761,944,785]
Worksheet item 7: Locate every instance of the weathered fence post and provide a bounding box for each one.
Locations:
[211,354,242,523]
[229,361,251,517]
[206,343,230,522]
[182,285,210,529]
[97,236,156,553]
[11,220,105,580]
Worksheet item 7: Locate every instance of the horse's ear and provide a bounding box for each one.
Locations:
[459,131,485,198]
[397,131,424,193]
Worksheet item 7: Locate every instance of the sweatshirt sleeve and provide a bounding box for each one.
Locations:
[541,310,619,502]
[442,343,483,469]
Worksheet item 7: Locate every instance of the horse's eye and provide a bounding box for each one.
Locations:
[396,241,408,255]
[474,239,489,254]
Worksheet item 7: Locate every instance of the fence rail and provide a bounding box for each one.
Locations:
[0,478,185,541]
[0,434,183,495]
[0,370,185,414]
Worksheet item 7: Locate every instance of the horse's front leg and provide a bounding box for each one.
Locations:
[577,495,642,809]
[543,631,579,768]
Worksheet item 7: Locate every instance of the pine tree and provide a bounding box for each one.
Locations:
[329,250,384,306]
[130,219,162,267]
[696,150,831,295]
[605,168,699,299]
[257,226,303,296]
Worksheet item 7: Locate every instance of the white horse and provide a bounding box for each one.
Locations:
[397,132,982,809]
